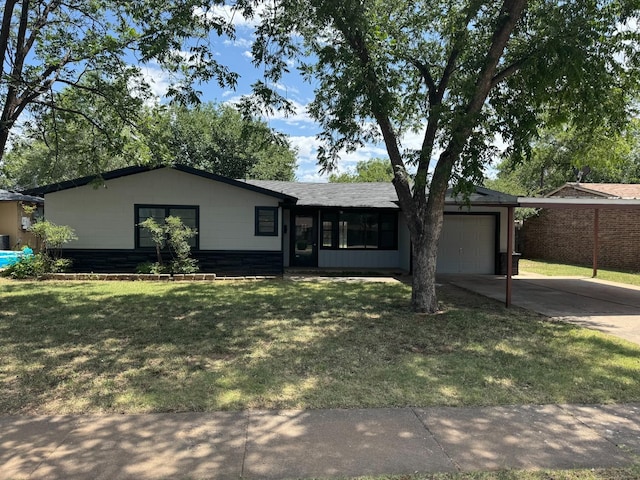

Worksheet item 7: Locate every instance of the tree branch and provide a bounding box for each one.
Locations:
[0,0,18,80]
[335,17,416,222]
[490,55,530,88]
[429,0,528,214]
[436,1,485,101]
[407,57,437,105]
[31,99,117,145]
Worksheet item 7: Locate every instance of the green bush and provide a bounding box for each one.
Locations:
[136,262,165,274]
[1,253,72,279]
[138,216,199,274]
[28,221,77,259]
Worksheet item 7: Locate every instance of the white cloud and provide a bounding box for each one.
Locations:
[242,50,253,59]
[224,37,254,48]
[223,95,317,128]
[264,99,315,126]
[193,4,267,29]
[135,64,173,102]
[288,134,390,182]
[275,82,299,95]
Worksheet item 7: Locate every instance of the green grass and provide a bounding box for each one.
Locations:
[520,259,640,286]
[1,278,640,415]
[351,467,640,480]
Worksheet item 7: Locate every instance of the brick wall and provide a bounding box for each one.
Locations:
[521,208,640,271]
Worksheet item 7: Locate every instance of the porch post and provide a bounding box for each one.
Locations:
[506,206,514,307]
[593,208,599,278]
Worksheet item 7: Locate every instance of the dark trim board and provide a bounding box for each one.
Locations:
[58,249,283,275]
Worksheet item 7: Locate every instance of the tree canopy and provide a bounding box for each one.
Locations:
[247,0,640,312]
[163,103,297,181]
[486,120,640,197]
[0,0,240,161]
[1,100,297,188]
[328,158,394,182]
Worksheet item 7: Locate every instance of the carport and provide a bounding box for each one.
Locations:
[500,196,640,307]
[447,273,640,345]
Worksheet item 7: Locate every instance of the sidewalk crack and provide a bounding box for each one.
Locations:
[411,407,461,472]
[239,411,251,478]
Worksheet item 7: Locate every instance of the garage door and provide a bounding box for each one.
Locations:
[436,215,496,274]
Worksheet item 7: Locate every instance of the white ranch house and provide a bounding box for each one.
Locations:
[25,165,519,275]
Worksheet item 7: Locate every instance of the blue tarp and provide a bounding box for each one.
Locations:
[0,248,32,268]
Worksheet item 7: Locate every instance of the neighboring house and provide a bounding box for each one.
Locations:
[0,189,43,250]
[521,183,640,270]
[25,165,518,275]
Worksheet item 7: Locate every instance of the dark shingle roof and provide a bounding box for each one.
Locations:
[0,189,43,203]
[245,181,519,208]
[20,163,518,208]
[243,180,400,208]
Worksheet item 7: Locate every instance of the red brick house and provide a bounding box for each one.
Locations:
[521,183,640,270]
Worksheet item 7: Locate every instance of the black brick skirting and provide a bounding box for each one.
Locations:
[57,249,283,275]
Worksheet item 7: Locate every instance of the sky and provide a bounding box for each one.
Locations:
[138,6,398,182]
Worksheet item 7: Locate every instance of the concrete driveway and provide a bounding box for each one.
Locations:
[444,273,640,346]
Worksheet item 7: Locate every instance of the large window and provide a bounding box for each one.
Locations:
[255,206,278,236]
[135,205,199,249]
[321,210,398,250]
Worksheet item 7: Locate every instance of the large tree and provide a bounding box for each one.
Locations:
[163,103,297,181]
[246,0,640,312]
[486,120,640,196]
[0,0,237,162]
[329,158,393,183]
[0,99,297,189]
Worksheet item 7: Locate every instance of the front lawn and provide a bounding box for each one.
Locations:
[1,278,640,414]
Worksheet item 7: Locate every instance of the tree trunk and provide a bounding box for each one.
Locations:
[409,201,446,313]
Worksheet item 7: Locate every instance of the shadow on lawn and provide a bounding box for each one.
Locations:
[1,280,640,416]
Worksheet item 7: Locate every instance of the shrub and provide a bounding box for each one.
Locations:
[136,262,165,274]
[28,220,77,259]
[1,253,72,279]
[138,216,198,274]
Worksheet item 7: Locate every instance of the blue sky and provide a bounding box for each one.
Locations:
[138,6,394,182]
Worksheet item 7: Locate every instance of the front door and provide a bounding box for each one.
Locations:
[291,212,318,267]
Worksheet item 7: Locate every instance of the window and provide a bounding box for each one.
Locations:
[321,210,398,250]
[135,205,199,249]
[255,206,278,236]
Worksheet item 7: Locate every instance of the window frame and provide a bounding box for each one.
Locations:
[320,209,398,250]
[135,204,200,250]
[255,206,279,237]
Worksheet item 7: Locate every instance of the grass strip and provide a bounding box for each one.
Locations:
[520,259,640,286]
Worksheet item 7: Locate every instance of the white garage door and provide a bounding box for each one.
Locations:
[436,215,496,274]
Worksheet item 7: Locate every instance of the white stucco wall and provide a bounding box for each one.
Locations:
[44,168,283,251]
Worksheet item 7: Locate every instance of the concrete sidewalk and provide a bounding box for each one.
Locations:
[3,404,640,479]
